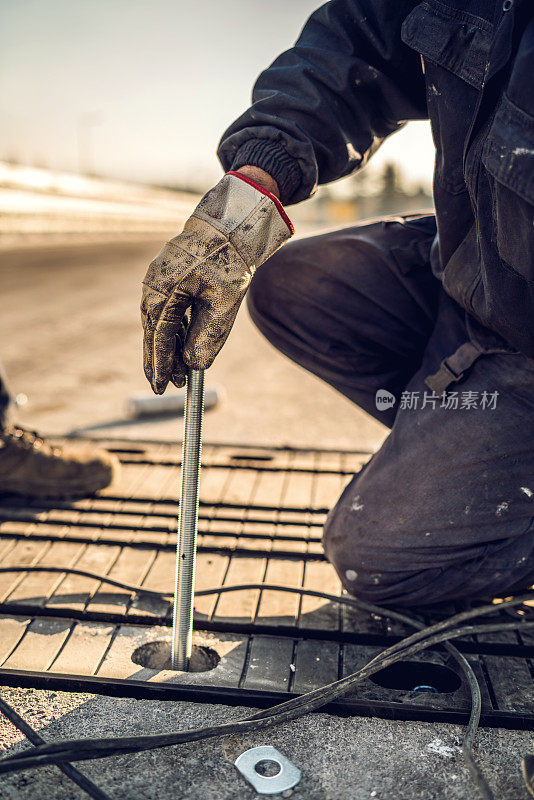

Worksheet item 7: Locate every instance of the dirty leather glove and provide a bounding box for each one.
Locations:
[141,171,294,393]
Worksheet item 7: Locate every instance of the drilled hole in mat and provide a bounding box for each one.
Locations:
[131,641,220,672]
[255,760,282,777]
[369,661,461,694]
[108,447,146,454]
[229,453,274,462]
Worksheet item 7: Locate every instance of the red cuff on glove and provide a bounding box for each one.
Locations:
[226,170,295,235]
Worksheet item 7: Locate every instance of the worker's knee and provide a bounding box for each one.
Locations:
[322,502,415,605]
[326,546,443,608]
[323,493,534,607]
[323,523,429,606]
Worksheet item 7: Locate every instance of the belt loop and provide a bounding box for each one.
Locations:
[425,341,482,397]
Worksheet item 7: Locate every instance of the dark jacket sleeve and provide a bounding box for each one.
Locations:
[217,0,427,204]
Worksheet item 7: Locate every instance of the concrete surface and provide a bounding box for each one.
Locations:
[1,687,533,800]
[0,238,531,799]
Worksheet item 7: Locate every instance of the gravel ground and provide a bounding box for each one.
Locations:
[1,687,533,800]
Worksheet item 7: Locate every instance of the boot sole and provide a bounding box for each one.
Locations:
[0,470,117,500]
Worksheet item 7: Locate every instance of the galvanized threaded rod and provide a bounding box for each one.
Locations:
[171,368,205,671]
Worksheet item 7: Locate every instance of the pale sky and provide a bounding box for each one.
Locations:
[0,0,435,192]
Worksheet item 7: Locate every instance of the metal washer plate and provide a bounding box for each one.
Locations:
[234,745,302,795]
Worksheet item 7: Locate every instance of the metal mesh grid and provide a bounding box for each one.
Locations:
[1,438,533,727]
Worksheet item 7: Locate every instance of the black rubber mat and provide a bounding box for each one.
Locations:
[0,437,533,728]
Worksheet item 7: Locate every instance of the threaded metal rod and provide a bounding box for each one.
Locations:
[171,368,205,671]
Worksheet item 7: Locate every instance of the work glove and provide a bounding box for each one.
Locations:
[141,171,294,393]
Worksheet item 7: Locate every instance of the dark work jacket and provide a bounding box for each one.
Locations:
[217,0,534,358]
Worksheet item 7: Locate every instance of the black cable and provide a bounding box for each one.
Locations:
[3,566,531,798]
[200,586,490,796]
[0,566,167,599]
[0,618,532,780]
[0,696,112,800]
[2,564,532,624]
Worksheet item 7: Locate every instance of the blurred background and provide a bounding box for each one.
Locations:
[0,0,435,450]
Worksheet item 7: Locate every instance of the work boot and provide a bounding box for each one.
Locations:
[0,425,119,499]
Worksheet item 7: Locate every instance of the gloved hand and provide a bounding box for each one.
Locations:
[141,171,293,393]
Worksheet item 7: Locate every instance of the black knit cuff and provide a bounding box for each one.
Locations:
[230,139,302,205]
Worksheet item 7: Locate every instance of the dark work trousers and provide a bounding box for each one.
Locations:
[0,362,11,431]
[247,214,534,606]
